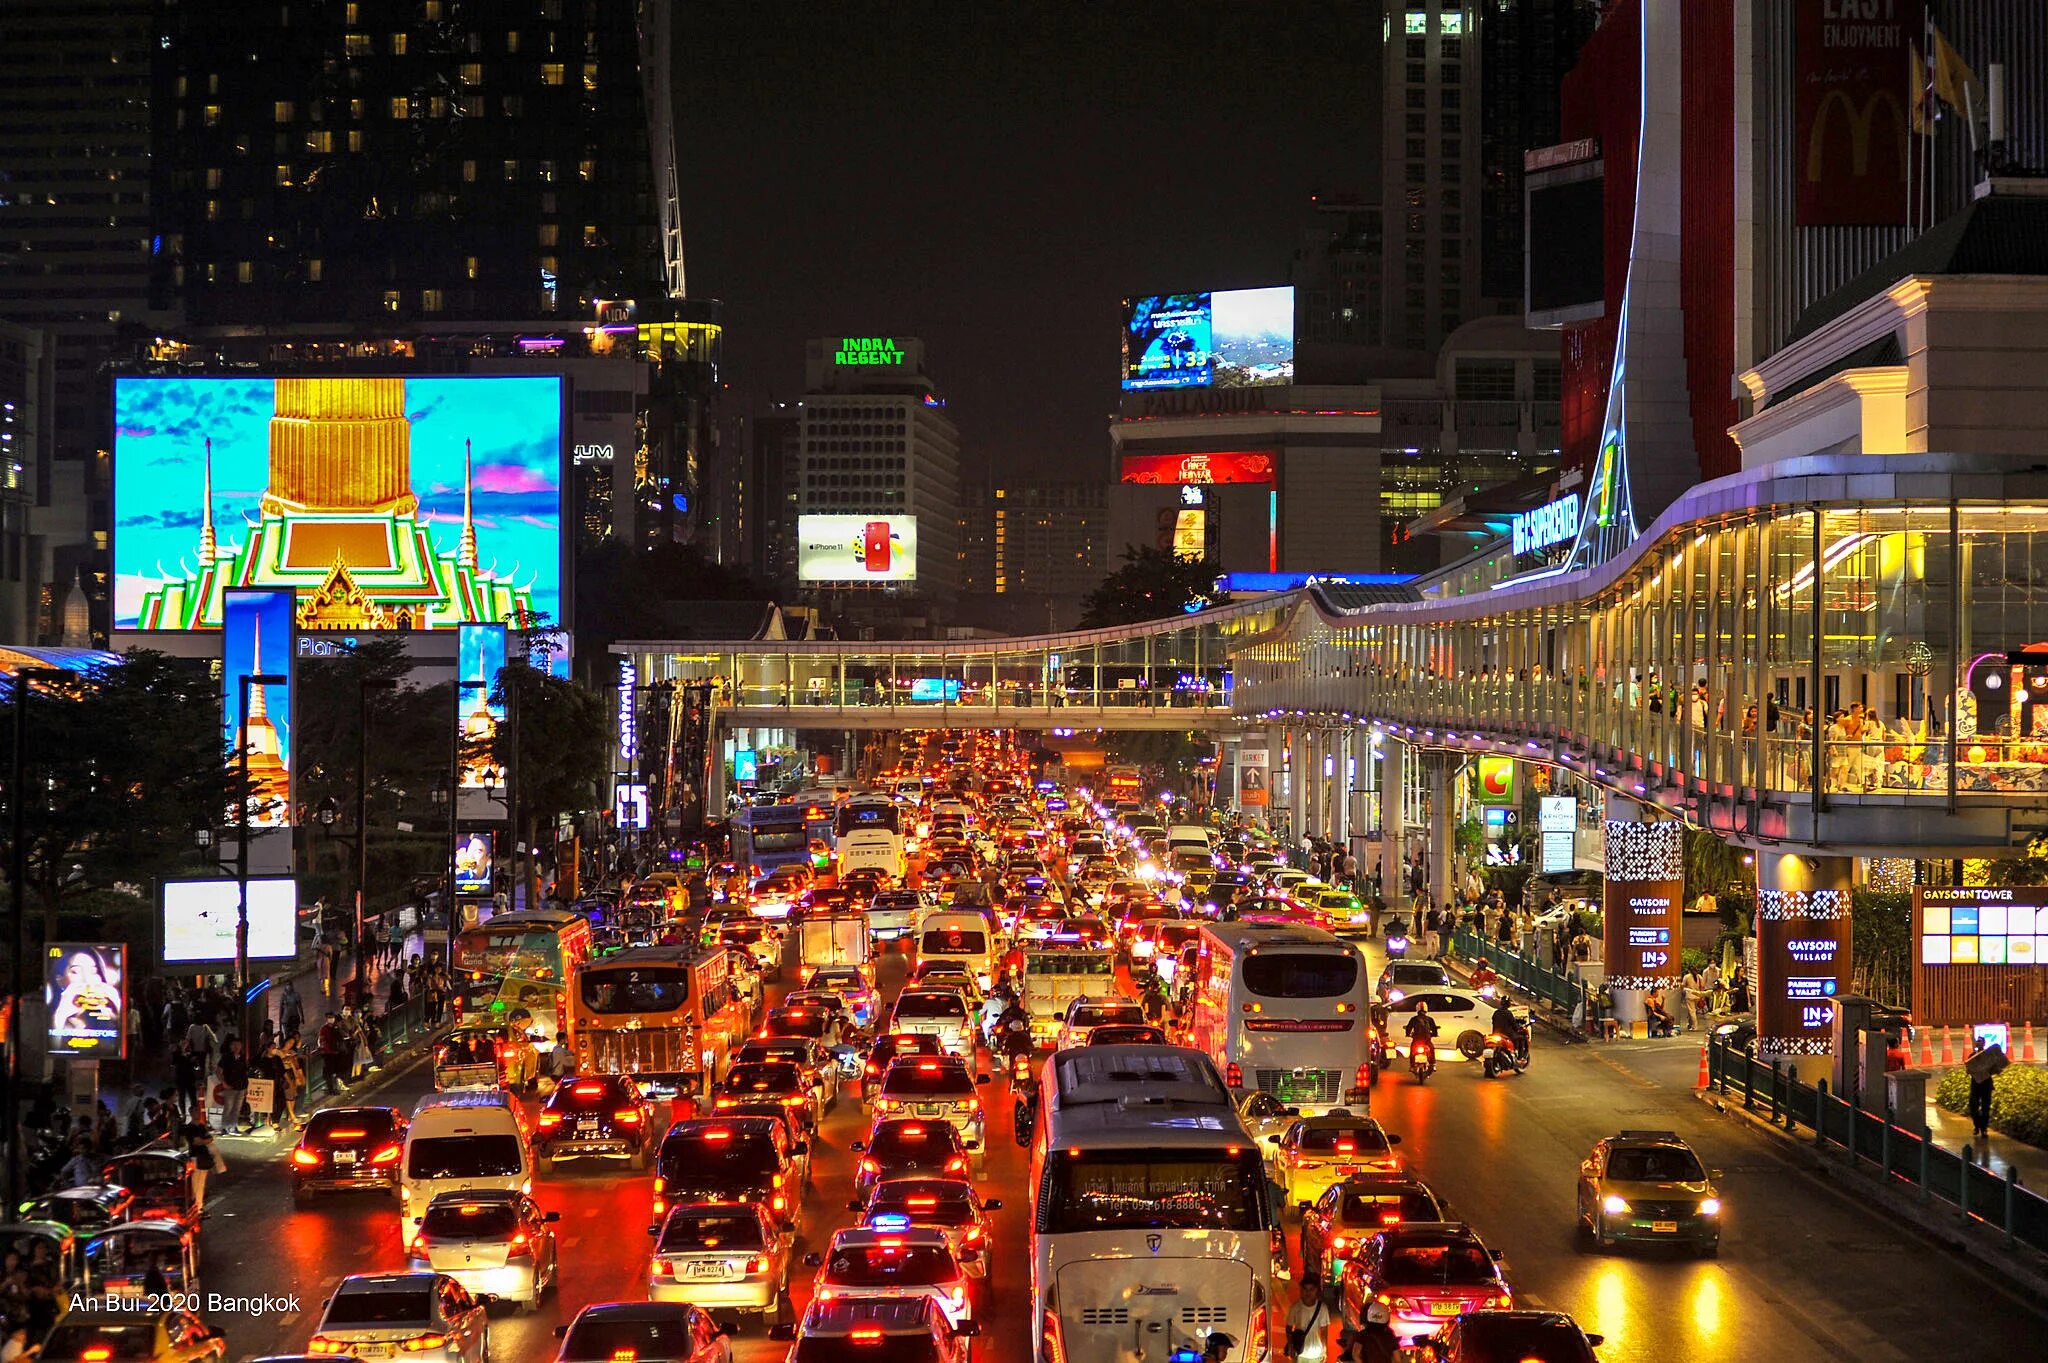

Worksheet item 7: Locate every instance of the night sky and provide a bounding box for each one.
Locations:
[673,2,1379,481]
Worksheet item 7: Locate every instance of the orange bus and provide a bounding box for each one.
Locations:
[563,944,749,1097]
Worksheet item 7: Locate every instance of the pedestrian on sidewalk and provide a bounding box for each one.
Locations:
[218,1039,251,1133]
[183,1017,218,1091]
[318,939,337,995]
[1963,1038,2008,1139]
[317,1012,347,1095]
[280,979,305,1044]
[277,1037,306,1131]
[170,1040,202,1120]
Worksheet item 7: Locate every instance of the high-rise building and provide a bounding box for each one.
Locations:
[1358,2,1597,356]
[152,0,670,327]
[990,482,1108,602]
[742,405,800,588]
[795,338,961,602]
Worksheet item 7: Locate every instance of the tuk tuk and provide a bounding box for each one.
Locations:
[17,1184,134,1234]
[82,1219,202,1295]
[0,1219,84,1292]
[432,1028,502,1090]
[99,1150,199,1227]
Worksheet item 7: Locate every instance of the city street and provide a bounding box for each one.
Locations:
[194,933,2048,1363]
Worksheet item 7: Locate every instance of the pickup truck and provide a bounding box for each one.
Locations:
[1019,943,1116,1045]
[866,889,921,943]
[796,913,871,973]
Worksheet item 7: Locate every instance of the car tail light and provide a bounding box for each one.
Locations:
[1225,1062,1242,1088]
[81,1348,112,1362]
[573,1081,605,1097]
[291,1147,321,1167]
[861,1158,879,1174]
[1489,1292,1512,1308]
[614,1108,643,1124]
[1383,1295,1412,1314]
[651,1198,666,1216]
[964,1226,984,1245]
[1336,1140,1355,1153]
[849,1327,883,1344]
[947,1156,967,1173]
[746,1255,767,1273]
[399,1335,451,1353]
[307,1339,348,1356]
[1331,1235,1348,1252]
[370,1143,401,1165]
[1249,1295,1270,1363]
[651,1258,675,1280]
[538,1112,562,1128]
[508,1231,534,1258]
[1379,1209,1403,1225]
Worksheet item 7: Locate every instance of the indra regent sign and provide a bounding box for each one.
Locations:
[834,337,906,367]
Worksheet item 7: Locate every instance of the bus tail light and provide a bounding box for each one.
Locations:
[1225,1062,1242,1089]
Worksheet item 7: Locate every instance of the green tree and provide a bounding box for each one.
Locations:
[478,661,610,904]
[4,652,230,938]
[1078,546,1228,628]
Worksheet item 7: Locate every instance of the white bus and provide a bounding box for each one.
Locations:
[1187,923,1373,1115]
[835,796,907,880]
[1030,1045,1278,1363]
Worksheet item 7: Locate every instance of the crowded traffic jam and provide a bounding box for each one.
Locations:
[23,729,1737,1363]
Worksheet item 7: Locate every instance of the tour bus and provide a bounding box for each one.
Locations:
[563,944,750,1096]
[732,802,812,876]
[1029,1045,1277,1363]
[835,796,907,880]
[451,906,594,1052]
[1187,922,1374,1114]
[1104,765,1144,803]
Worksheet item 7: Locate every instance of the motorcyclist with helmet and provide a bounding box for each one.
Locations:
[1489,996,1530,1063]
[1403,1001,1440,1076]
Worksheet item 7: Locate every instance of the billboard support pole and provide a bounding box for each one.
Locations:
[356,676,396,997]
[237,673,287,1056]
[6,667,65,1211]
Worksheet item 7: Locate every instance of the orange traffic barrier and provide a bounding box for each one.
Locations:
[1694,1043,1710,1090]
[2024,1022,2038,1064]
[1940,1025,1955,1066]
[1918,1025,1935,1068]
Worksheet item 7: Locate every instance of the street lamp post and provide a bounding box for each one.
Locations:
[5,666,69,1212]
[236,671,288,1050]
[354,677,398,992]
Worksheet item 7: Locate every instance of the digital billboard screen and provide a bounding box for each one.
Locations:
[1118,452,1276,486]
[1121,287,1294,391]
[458,623,508,788]
[455,829,495,895]
[46,943,127,1059]
[797,515,918,583]
[223,587,295,828]
[114,375,564,631]
[162,877,299,964]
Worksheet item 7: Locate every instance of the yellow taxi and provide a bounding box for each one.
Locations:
[1268,1109,1404,1208]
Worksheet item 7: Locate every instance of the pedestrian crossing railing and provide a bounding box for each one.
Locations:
[1706,1033,2048,1256]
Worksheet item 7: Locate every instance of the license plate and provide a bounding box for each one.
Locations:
[686,1261,728,1279]
[1332,1165,1360,1176]
[333,1150,357,1166]
[1429,1301,1460,1317]
[1652,1220,1679,1234]
[355,1347,393,1358]
[917,1103,946,1116]
[578,1119,598,1133]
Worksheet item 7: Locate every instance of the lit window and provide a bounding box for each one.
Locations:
[1405,11,1427,34]
[1440,13,1464,35]
[582,223,599,246]
[459,63,483,85]
[423,1,442,17]
[462,159,477,182]
[583,62,599,91]
[345,2,359,20]
[502,159,519,181]
[204,199,219,221]
[537,224,558,246]
[275,164,292,186]
[345,33,371,56]
[236,261,253,284]
[505,30,520,52]
[205,168,222,189]
[465,256,479,279]
[203,104,221,126]
[273,100,295,123]
[307,259,323,282]
[347,130,363,152]
[578,158,595,181]
[542,63,565,85]
[428,96,447,117]
[390,33,408,55]
[350,98,365,118]
[390,96,410,118]
[305,130,333,152]
[421,289,444,313]
[381,290,401,312]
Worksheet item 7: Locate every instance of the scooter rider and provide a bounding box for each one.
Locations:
[1403,1001,1440,1069]
[1468,957,1499,991]
[1489,997,1529,1062]
[997,997,1032,1066]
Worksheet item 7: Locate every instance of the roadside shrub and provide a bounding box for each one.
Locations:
[1680,947,1709,974]
[1935,1063,2048,1148]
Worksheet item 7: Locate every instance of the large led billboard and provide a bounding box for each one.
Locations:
[162,877,299,964]
[45,943,128,1060]
[1120,287,1294,391]
[1118,452,1276,486]
[458,622,508,788]
[223,587,295,828]
[797,515,918,583]
[114,375,564,631]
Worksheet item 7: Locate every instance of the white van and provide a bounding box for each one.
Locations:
[400,1089,533,1232]
[915,909,999,991]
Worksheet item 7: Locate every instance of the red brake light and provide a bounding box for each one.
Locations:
[850,1328,884,1344]
[861,1158,879,1174]
[1331,1236,1349,1252]
[538,1113,562,1128]
[292,1147,321,1167]
[1379,1210,1403,1225]
[947,1156,967,1173]
[81,1348,112,1361]
[1225,1062,1243,1088]
[370,1142,401,1165]
[327,1128,367,1139]
[901,1124,925,1136]
[907,1195,937,1209]
[409,1233,429,1255]
[614,1108,643,1124]
[703,1128,733,1141]
[1336,1140,1355,1153]
[573,1082,605,1097]
[917,1060,939,1072]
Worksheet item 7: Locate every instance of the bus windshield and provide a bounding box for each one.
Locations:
[1039,1149,1269,1233]
[1242,952,1359,999]
[579,966,691,1013]
[836,804,901,837]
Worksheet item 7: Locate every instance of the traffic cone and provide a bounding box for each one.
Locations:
[1918,1025,1935,1068]
[2024,1023,2037,1064]
[1940,1026,1955,1066]
[1694,1042,1710,1090]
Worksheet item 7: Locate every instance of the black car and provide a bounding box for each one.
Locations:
[1423,1310,1602,1362]
[536,1074,657,1170]
[289,1106,407,1203]
[654,1118,805,1227]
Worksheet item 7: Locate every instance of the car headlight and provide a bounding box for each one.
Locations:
[1601,1194,1630,1215]
[1698,1197,1721,1216]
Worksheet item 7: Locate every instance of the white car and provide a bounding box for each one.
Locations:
[1053,996,1148,1052]
[646,1203,793,1317]
[406,1191,559,1311]
[1381,986,1492,1061]
[803,1227,977,1329]
[889,988,978,1057]
[309,1273,488,1363]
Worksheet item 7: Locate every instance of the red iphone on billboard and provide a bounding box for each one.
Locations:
[863,521,892,574]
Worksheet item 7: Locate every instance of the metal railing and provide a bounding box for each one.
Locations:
[1444,927,1600,1029]
[1707,1033,2048,1254]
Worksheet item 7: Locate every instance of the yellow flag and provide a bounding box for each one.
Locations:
[1932,27,1982,119]
[1910,41,1933,134]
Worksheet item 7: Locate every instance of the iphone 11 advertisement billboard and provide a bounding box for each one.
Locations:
[797,515,918,583]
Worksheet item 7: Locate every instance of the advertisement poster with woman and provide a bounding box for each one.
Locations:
[46,943,127,1058]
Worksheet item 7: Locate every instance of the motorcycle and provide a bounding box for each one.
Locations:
[1481,1029,1529,1078]
[1385,931,1411,960]
[1408,1036,1437,1083]
[1009,1048,1035,1083]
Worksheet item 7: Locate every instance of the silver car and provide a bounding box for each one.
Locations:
[309,1272,488,1363]
[406,1191,560,1312]
[645,1203,793,1316]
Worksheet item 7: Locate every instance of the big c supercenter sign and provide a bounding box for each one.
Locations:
[1477,755,1516,805]
[1511,492,1579,559]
